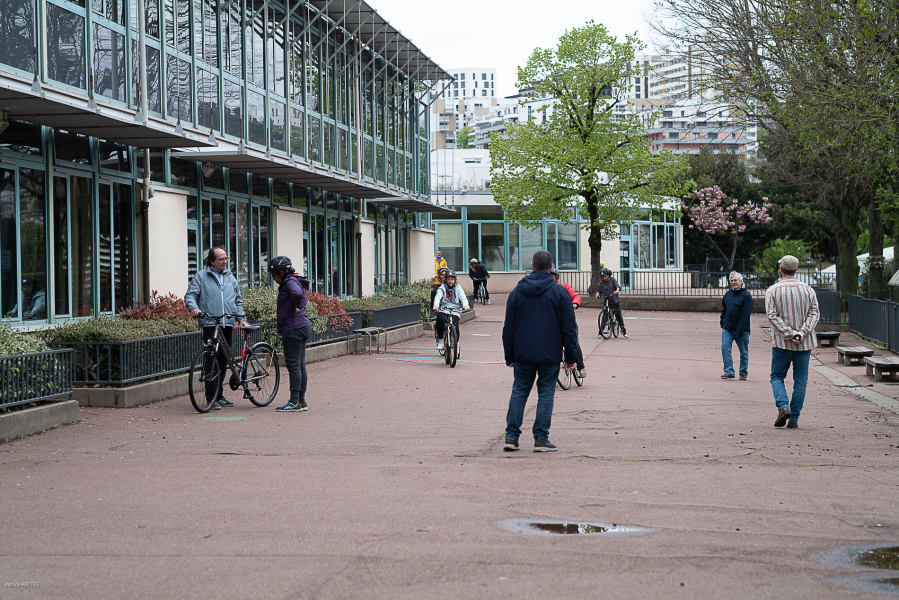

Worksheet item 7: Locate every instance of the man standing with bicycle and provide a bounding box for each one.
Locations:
[185,247,249,409]
[468,258,491,304]
[595,267,628,338]
[503,251,578,452]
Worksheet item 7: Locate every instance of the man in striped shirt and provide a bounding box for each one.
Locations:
[765,255,820,429]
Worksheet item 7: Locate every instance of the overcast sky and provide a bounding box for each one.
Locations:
[369,0,657,99]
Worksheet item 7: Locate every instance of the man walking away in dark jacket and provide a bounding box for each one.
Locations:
[502,250,578,453]
[720,271,754,380]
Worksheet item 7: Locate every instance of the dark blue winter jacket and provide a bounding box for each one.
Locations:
[502,269,578,365]
[720,286,753,336]
[277,273,312,333]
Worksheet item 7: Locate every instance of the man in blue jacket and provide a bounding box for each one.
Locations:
[720,271,754,380]
[502,250,578,452]
[184,247,248,409]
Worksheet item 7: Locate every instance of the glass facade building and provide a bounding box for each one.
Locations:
[0,0,450,324]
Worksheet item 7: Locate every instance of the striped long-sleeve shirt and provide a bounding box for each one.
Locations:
[765,278,820,351]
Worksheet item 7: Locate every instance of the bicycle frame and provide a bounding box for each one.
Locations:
[203,314,252,385]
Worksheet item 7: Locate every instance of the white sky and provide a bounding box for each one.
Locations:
[369,0,657,99]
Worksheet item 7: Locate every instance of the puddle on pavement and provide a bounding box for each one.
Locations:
[496,518,656,537]
[854,546,899,570]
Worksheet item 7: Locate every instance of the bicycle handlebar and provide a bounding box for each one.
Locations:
[196,312,247,321]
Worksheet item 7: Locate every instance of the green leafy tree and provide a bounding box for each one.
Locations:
[456,126,474,149]
[489,21,690,291]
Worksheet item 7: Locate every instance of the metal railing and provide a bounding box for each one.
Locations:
[0,349,74,409]
[358,303,422,329]
[48,331,203,386]
[815,289,847,324]
[847,295,887,345]
[249,312,362,350]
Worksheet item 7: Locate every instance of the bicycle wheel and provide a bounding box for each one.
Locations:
[612,319,620,338]
[599,311,612,339]
[557,363,571,390]
[242,343,280,407]
[189,347,221,413]
[448,325,458,368]
[573,368,583,387]
[444,330,451,364]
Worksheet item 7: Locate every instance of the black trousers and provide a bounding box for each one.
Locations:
[435,313,460,341]
[472,279,489,300]
[282,326,313,401]
[202,326,232,401]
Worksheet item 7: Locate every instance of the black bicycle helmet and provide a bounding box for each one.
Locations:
[445,270,458,280]
[550,267,560,280]
[599,267,611,277]
[268,255,295,275]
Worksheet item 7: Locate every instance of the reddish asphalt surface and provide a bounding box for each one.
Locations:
[2,297,898,599]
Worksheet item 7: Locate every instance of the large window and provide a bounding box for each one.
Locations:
[633,222,680,270]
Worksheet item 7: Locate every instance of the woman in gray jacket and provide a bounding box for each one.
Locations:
[184,247,248,408]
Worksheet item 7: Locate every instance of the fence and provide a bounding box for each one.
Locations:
[48,331,203,386]
[0,349,74,409]
[558,270,778,297]
[815,289,899,352]
[358,304,422,329]
[249,312,363,351]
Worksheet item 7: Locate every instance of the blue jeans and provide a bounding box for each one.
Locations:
[770,347,811,421]
[505,362,558,441]
[721,330,750,376]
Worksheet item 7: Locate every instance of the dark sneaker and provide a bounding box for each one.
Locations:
[217,398,235,408]
[503,438,519,451]
[786,420,798,429]
[207,400,221,411]
[297,401,308,411]
[774,407,792,427]
[276,401,302,412]
[721,373,735,379]
[739,373,747,381]
[534,438,558,452]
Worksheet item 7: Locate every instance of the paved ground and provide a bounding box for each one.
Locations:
[2,298,899,599]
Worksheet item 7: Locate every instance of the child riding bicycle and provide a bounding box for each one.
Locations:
[468,258,491,304]
[595,267,628,338]
[432,270,470,352]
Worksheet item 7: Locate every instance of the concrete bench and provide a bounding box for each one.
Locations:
[865,356,899,381]
[836,346,875,366]
[816,331,841,347]
[350,327,388,355]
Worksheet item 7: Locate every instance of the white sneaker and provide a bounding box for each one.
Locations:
[487,299,491,305]
[437,340,445,351]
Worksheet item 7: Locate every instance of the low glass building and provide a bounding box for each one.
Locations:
[0,0,453,325]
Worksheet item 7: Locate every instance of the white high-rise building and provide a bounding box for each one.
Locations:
[430,68,498,149]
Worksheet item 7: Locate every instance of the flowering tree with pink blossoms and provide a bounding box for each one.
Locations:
[681,186,773,273]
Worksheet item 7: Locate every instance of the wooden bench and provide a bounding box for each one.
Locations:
[816,331,841,347]
[865,357,899,381]
[836,346,875,365]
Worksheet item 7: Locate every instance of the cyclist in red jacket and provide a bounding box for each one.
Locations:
[551,268,586,378]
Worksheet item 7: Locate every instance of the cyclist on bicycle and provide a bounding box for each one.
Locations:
[432,270,470,352]
[595,267,628,338]
[468,258,491,305]
[551,267,586,378]
[430,266,449,311]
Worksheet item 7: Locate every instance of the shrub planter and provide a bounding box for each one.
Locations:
[0,348,78,440]
[360,304,423,329]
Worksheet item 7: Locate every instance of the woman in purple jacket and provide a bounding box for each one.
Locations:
[268,256,313,412]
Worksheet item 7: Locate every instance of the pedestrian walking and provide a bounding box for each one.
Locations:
[434,250,448,277]
[765,255,820,429]
[720,271,753,380]
[268,256,314,412]
[502,250,578,452]
[184,247,249,409]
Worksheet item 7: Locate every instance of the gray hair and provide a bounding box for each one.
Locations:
[729,271,744,283]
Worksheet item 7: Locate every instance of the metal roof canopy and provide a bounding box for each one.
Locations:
[303,0,451,82]
[374,195,458,214]
[174,148,400,200]
[0,80,216,148]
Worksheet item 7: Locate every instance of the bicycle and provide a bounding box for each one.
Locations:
[437,309,460,368]
[473,277,489,304]
[598,296,620,339]
[188,313,281,413]
[557,362,583,390]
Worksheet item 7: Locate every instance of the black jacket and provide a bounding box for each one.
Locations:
[468,263,489,280]
[502,270,578,365]
[720,286,753,336]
